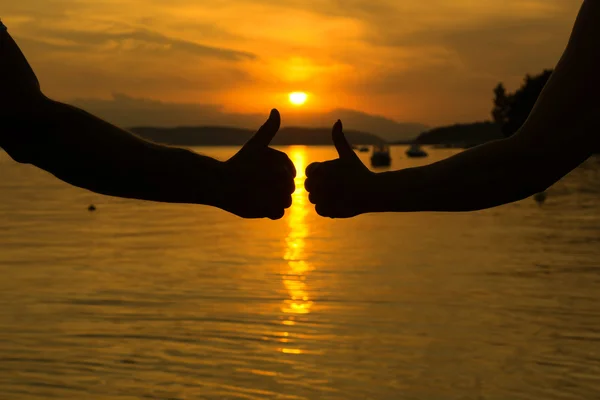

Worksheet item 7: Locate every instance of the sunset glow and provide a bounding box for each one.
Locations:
[282,147,313,319]
[3,0,581,128]
[288,92,308,106]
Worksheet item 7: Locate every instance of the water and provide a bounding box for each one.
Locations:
[1,146,599,400]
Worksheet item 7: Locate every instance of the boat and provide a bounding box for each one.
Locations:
[371,144,392,167]
[359,146,370,153]
[534,192,548,205]
[406,143,428,158]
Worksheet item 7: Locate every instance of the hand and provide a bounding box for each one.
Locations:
[216,109,296,220]
[0,22,44,111]
[305,120,376,218]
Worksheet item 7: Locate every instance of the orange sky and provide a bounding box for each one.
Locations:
[4,0,583,128]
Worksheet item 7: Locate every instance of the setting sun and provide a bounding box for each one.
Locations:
[289,92,308,106]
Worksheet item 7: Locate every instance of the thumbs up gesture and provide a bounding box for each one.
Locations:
[218,109,296,220]
[304,120,376,218]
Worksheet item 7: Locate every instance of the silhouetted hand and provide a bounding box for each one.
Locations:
[216,109,296,220]
[304,120,376,218]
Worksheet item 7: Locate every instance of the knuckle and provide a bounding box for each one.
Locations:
[315,204,329,217]
[271,150,290,162]
[288,180,296,194]
[305,162,321,177]
[288,161,297,178]
[304,178,313,192]
[270,209,285,220]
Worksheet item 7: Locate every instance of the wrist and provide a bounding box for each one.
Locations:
[361,172,394,214]
[196,158,231,208]
[364,168,427,213]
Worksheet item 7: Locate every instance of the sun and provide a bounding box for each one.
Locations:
[289,92,308,106]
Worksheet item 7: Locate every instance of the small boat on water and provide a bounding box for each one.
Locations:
[359,146,370,153]
[406,143,428,158]
[534,192,548,205]
[371,144,392,167]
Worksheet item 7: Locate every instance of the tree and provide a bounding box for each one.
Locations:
[492,83,508,126]
[492,70,553,137]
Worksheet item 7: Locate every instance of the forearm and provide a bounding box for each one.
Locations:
[1,97,226,205]
[369,138,567,213]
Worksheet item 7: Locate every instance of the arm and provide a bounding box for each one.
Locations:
[3,98,226,205]
[305,0,600,217]
[0,23,295,219]
[375,0,600,212]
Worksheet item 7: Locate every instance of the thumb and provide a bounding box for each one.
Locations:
[246,109,281,148]
[332,120,355,159]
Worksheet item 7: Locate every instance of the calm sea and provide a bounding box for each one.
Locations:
[1,146,599,400]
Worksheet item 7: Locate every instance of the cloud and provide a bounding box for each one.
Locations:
[11,18,255,61]
[74,93,258,128]
[2,0,585,126]
[339,10,576,122]
[39,27,255,61]
[371,14,573,77]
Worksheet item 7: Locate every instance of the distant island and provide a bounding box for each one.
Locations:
[410,121,503,148]
[131,126,388,146]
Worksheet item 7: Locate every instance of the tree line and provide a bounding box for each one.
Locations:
[492,70,553,137]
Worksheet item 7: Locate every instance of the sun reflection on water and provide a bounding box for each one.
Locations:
[280,146,313,355]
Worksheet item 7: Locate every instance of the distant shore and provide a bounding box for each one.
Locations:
[131,121,504,148]
[130,126,390,147]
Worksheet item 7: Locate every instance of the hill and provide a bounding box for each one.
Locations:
[413,121,503,147]
[309,109,428,143]
[131,126,387,146]
[73,94,427,143]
